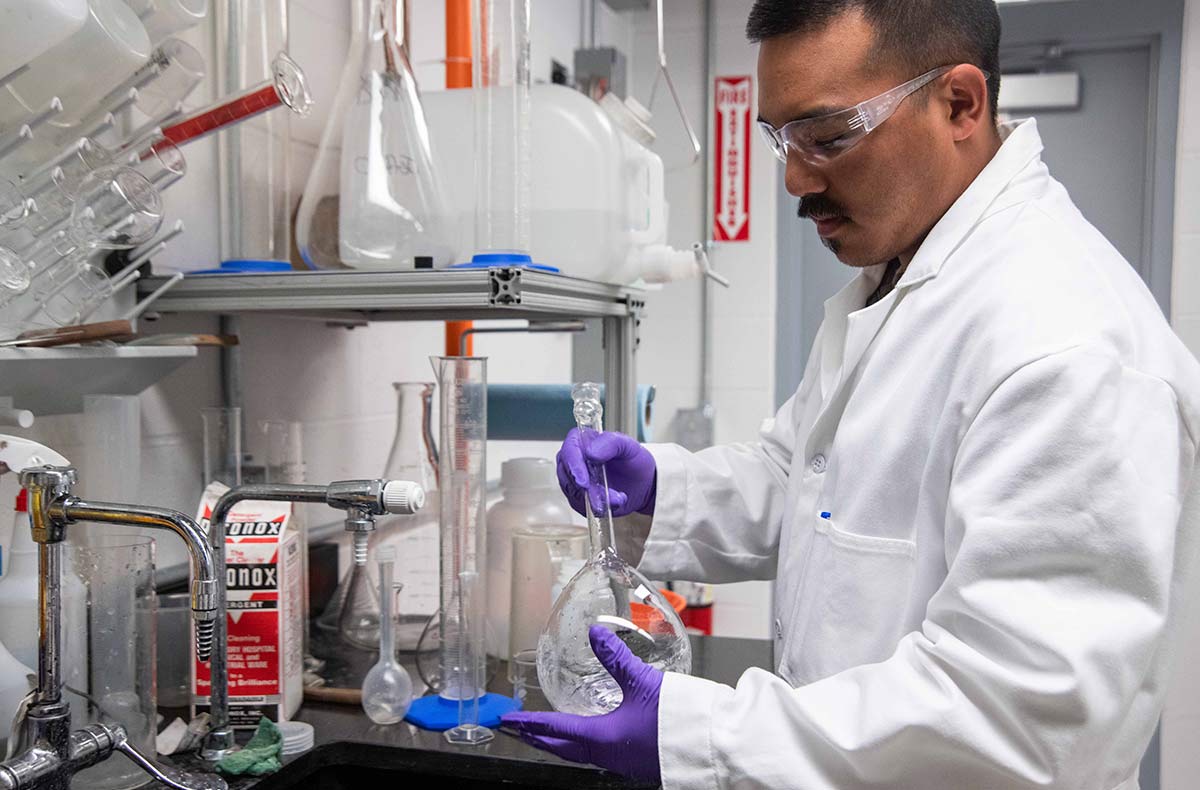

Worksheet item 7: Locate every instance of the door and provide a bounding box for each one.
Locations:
[999,43,1154,284]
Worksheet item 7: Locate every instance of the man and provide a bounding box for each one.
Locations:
[502,1,1200,788]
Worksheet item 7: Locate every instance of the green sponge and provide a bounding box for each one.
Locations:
[215,717,283,777]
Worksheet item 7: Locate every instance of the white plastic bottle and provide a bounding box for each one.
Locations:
[0,490,39,669]
[485,458,575,658]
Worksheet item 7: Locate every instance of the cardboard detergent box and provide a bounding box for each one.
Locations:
[192,482,303,727]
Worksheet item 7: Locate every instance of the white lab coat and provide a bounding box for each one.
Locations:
[630,120,1200,790]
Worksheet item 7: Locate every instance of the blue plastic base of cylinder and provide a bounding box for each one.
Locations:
[448,252,560,273]
[406,693,521,731]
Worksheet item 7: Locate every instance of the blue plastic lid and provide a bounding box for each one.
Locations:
[406,693,521,731]
[191,260,295,275]
[449,252,559,273]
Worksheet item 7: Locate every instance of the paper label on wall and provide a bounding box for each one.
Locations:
[714,75,753,243]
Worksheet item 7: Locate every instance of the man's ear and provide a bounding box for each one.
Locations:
[941,64,990,142]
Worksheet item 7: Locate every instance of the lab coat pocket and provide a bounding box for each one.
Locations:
[789,517,917,684]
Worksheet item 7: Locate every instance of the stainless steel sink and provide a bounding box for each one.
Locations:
[251,741,655,790]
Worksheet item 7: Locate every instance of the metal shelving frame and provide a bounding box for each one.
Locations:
[137,267,646,434]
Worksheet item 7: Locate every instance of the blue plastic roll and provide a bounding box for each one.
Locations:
[487,384,655,442]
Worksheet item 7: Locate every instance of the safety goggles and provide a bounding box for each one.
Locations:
[757,65,956,165]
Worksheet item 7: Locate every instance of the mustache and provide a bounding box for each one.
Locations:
[797,195,847,220]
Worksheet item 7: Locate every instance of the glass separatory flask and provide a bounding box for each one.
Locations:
[361,547,414,724]
[378,382,441,650]
[294,0,454,269]
[317,382,440,652]
[536,383,692,715]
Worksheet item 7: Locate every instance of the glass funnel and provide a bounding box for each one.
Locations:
[294,0,454,269]
[535,382,692,715]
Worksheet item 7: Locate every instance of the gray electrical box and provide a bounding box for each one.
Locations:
[574,47,627,99]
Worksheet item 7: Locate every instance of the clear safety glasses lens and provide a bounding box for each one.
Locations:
[759,65,957,165]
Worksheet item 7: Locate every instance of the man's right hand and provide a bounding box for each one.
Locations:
[556,429,657,518]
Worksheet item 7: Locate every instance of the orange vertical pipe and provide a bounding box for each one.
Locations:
[445,0,474,356]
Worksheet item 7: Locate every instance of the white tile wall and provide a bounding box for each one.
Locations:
[1164,1,1200,788]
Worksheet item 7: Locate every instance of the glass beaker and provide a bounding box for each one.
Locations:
[535,383,692,715]
[431,356,491,745]
[509,525,588,661]
[64,535,157,790]
[508,649,548,712]
[295,0,454,270]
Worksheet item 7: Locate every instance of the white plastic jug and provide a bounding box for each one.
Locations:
[423,84,698,285]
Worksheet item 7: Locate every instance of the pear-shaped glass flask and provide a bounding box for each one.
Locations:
[536,383,692,715]
[294,0,454,269]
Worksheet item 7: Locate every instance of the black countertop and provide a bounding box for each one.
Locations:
[153,633,773,790]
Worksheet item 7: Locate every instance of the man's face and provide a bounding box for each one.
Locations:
[757,10,955,267]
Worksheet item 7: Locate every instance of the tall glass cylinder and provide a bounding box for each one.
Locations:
[64,535,156,790]
[472,0,531,259]
[430,355,491,745]
[214,0,293,267]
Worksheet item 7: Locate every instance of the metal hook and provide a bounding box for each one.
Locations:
[648,0,701,169]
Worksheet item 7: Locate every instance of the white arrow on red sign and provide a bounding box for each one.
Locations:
[714,76,752,242]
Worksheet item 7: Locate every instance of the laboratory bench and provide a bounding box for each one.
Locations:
[151,633,771,790]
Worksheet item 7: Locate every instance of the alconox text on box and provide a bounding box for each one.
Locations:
[192,482,303,727]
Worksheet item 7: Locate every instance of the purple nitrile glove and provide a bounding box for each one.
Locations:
[501,626,663,785]
[556,429,657,519]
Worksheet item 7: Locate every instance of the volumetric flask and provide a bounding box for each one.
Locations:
[536,383,692,715]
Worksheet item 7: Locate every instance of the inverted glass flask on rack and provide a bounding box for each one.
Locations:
[294,0,453,269]
[536,383,692,716]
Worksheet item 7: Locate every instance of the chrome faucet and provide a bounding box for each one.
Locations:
[2,465,226,790]
[200,479,424,761]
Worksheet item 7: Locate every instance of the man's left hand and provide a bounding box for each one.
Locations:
[501,625,663,785]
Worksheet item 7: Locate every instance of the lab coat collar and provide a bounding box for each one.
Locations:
[898,118,1045,289]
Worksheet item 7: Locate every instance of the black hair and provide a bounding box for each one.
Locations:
[746,0,1001,119]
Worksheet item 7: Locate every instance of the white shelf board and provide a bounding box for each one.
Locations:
[0,346,198,415]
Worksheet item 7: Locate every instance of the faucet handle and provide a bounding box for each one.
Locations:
[19,465,77,543]
[382,480,424,515]
[114,732,229,790]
